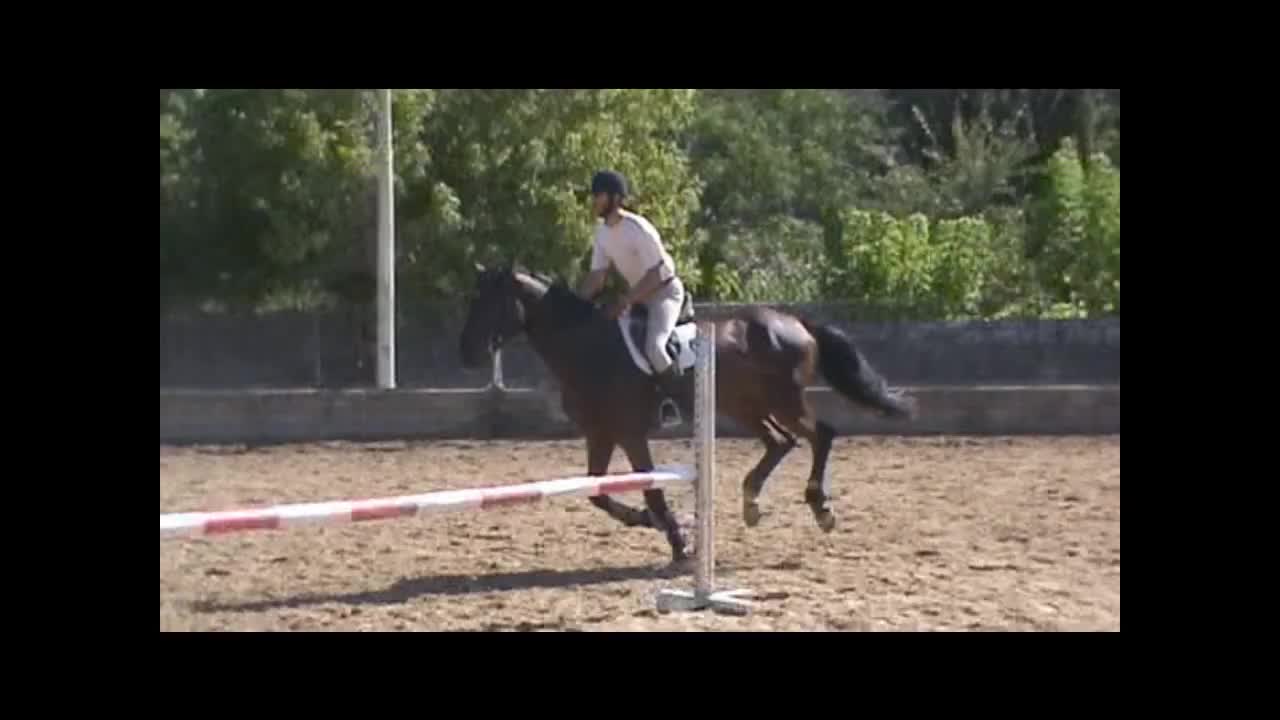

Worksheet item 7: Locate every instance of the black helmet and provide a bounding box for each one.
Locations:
[590,170,629,197]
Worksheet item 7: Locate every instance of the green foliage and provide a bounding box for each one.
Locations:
[698,216,825,303]
[385,89,704,303]
[1083,153,1121,314]
[823,209,936,315]
[159,89,700,310]
[876,100,1036,218]
[976,206,1038,317]
[932,216,993,317]
[821,208,1046,320]
[686,90,887,301]
[1028,138,1120,316]
[160,89,1119,320]
[159,89,383,310]
[885,89,1118,172]
[931,107,1038,215]
[688,90,885,224]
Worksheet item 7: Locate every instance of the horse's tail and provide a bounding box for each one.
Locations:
[801,319,917,420]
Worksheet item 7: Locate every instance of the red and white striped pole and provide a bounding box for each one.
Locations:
[160,467,694,541]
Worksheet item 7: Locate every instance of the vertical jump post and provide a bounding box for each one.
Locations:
[656,321,753,615]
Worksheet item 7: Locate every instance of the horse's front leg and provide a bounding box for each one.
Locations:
[617,435,688,565]
[585,431,653,528]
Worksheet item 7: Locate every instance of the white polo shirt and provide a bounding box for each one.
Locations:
[590,210,675,287]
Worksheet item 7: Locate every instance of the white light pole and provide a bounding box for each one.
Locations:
[376,89,396,389]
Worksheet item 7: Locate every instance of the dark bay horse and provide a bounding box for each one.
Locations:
[459,265,916,564]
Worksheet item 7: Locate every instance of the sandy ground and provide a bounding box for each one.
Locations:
[160,436,1119,631]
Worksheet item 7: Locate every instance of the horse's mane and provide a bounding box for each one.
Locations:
[506,267,601,329]
[541,279,600,327]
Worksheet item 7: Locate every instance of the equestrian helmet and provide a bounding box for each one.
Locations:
[590,170,629,198]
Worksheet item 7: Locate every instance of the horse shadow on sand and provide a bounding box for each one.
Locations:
[193,562,690,615]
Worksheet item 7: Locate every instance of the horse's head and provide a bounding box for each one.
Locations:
[460,264,529,369]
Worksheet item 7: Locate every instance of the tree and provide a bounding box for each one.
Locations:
[160,89,1119,319]
[1027,138,1120,316]
[684,89,891,301]
[398,89,702,302]
[159,89,384,311]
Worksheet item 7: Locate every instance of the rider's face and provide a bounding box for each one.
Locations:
[591,192,610,217]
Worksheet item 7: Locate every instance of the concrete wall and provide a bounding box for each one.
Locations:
[160,307,1120,389]
[160,306,1120,443]
[160,384,1120,445]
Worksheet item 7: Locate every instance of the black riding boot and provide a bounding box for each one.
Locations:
[654,366,684,429]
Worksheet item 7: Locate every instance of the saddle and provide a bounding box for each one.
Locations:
[619,290,697,376]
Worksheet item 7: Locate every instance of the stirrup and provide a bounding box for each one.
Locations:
[658,398,683,429]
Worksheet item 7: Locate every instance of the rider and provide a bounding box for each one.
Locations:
[577,170,686,427]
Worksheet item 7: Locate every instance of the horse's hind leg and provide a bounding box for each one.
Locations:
[773,393,839,533]
[742,417,797,528]
[805,420,837,532]
[585,432,653,529]
[617,434,688,564]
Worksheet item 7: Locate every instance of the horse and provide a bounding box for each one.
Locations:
[459,264,916,565]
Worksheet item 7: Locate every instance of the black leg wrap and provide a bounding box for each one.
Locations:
[804,487,827,507]
[643,489,687,561]
[804,486,836,532]
[589,496,653,528]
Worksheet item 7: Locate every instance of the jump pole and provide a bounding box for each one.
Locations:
[160,467,694,540]
[656,321,753,615]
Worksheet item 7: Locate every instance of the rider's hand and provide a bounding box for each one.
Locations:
[607,299,631,319]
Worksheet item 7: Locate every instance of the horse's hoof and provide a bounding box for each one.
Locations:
[743,503,763,528]
[815,511,837,533]
[667,554,695,574]
[675,513,696,539]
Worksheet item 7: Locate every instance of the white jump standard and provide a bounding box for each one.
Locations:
[656,321,752,615]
